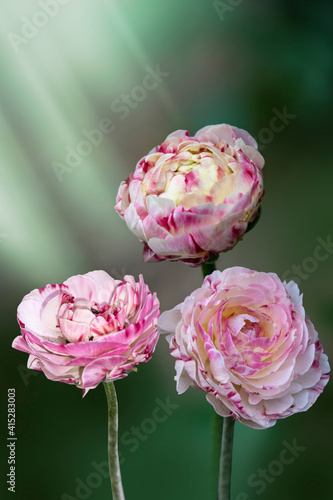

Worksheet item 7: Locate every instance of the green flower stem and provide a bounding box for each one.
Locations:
[103,382,125,500]
[211,412,224,496]
[201,254,219,278]
[201,257,235,499]
[217,417,235,500]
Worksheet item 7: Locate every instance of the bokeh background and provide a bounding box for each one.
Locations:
[1,1,332,499]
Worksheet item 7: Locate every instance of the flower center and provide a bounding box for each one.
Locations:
[157,148,234,208]
[57,295,124,343]
[217,310,274,375]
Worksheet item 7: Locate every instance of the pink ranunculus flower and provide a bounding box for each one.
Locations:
[13,271,160,395]
[158,267,330,429]
[115,124,264,266]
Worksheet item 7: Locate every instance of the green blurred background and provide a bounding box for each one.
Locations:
[1,0,332,499]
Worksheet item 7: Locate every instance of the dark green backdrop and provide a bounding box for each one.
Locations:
[1,1,332,499]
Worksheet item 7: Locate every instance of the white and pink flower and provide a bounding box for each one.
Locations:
[13,271,160,394]
[158,267,330,428]
[115,124,264,266]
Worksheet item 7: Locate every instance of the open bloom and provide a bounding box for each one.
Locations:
[115,124,264,266]
[13,271,160,394]
[159,267,330,428]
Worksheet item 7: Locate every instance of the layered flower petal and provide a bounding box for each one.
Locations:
[13,271,160,394]
[158,267,330,428]
[115,124,264,266]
